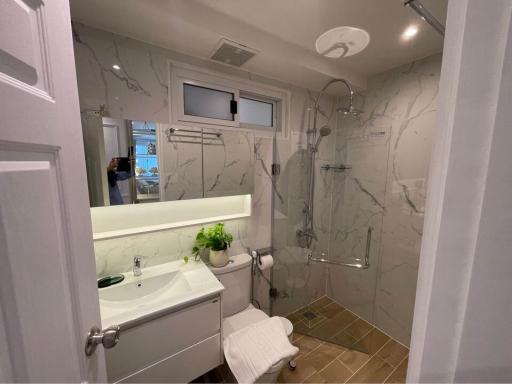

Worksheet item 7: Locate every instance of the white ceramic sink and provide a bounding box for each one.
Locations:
[99,270,190,303]
[99,259,224,328]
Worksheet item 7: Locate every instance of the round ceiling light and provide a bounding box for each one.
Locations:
[315,26,370,59]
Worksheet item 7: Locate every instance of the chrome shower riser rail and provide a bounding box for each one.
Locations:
[308,226,372,269]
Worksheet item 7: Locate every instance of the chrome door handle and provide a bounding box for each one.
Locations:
[85,325,120,356]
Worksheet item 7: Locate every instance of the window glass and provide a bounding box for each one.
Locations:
[183,83,234,121]
[239,97,273,127]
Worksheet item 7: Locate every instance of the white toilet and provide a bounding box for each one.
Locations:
[211,253,294,383]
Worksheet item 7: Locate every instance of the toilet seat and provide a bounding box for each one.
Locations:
[222,304,294,374]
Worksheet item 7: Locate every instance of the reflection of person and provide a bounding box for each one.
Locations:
[107,158,131,205]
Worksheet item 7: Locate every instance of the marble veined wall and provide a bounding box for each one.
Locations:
[326,54,441,345]
[73,23,331,314]
[73,24,439,338]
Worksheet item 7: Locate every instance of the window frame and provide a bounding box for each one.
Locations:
[169,61,290,139]
[239,92,278,132]
[175,76,240,127]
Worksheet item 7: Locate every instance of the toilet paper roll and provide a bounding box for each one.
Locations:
[258,254,274,271]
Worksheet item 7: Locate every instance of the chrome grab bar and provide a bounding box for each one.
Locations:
[308,226,373,269]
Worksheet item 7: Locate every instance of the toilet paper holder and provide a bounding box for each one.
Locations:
[250,247,272,274]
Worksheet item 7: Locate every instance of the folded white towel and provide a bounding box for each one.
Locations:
[223,317,299,384]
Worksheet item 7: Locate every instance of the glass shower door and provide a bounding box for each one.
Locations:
[270,110,391,350]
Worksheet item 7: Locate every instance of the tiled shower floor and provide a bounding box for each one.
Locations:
[280,296,409,383]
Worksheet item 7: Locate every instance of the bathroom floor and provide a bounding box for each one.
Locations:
[194,296,408,383]
[280,296,409,383]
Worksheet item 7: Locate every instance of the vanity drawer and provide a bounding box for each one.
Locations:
[106,296,221,382]
[120,333,222,383]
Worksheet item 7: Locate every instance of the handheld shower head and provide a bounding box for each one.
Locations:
[313,125,332,152]
[319,125,332,137]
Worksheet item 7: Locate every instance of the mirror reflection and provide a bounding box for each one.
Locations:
[81,116,254,207]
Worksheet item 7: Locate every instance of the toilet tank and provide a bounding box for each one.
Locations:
[210,253,252,317]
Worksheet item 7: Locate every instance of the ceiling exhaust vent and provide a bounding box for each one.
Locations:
[210,38,257,67]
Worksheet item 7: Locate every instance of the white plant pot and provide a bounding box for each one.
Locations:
[209,249,229,267]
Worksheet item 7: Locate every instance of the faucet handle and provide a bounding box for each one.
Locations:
[133,255,143,266]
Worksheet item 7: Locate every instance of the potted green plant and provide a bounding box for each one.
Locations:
[192,223,233,267]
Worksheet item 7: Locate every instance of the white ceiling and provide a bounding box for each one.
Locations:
[69,0,446,93]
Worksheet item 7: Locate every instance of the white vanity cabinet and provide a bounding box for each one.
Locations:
[106,295,222,383]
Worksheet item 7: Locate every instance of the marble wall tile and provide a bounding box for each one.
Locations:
[326,54,441,345]
[73,23,331,316]
[374,56,440,345]
[203,129,255,198]
[94,219,248,277]
[73,24,440,340]
[73,23,169,122]
[157,127,204,201]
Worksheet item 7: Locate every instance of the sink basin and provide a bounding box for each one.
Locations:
[99,270,190,302]
[98,259,224,328]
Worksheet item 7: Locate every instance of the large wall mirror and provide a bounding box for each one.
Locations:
[81,114,255,207]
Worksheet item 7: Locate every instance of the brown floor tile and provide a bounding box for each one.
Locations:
[310,296,334,309]
[344,318,374,341]
[311,310,357,335]
[347,356,394,383]
[294,320,314,335]
[288,312,303,325]
[351,328,390,355]
[296,305,315,315]
[278,355,317,383]
[305,314,328,328]
[315,359,352,383]
[318,302,345,319]
[331,310,358,328]
[305,342,348,371]
[294,335,322,357]
[377,340,408,367]
[308,319,344,340]
[384,357,408,383]
[291,332,305,343]
[329,330,359,349]
[338,349,371,372]
[303,371,328,383]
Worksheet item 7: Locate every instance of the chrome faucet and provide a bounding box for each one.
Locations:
[133,256,143,277]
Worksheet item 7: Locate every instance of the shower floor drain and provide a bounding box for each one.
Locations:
[303,311,317,320]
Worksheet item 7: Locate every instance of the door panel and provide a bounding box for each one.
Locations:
[0,0,51,95]
[0,0,106,381]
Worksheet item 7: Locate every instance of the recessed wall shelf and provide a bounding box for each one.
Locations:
[91,195,251,240]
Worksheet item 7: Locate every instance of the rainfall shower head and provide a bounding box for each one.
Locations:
[313,125,332,152]
[337,105,363,116]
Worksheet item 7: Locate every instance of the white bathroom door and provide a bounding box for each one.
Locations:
[0,0,107,382]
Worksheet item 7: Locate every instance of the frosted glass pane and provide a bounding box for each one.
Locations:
[183,84,234,121]
[239,97,273,127]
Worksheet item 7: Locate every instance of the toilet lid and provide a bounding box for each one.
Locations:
[223,306,295,372]
[223,304,293,339]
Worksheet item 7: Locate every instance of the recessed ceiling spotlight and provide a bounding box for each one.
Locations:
[402,25,419,40]
[112,64,121,70]
[315,26,370,59]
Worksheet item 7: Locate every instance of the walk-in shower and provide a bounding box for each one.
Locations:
[297,78,362,249]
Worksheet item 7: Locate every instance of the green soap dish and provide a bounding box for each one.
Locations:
[97,274,125,289]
